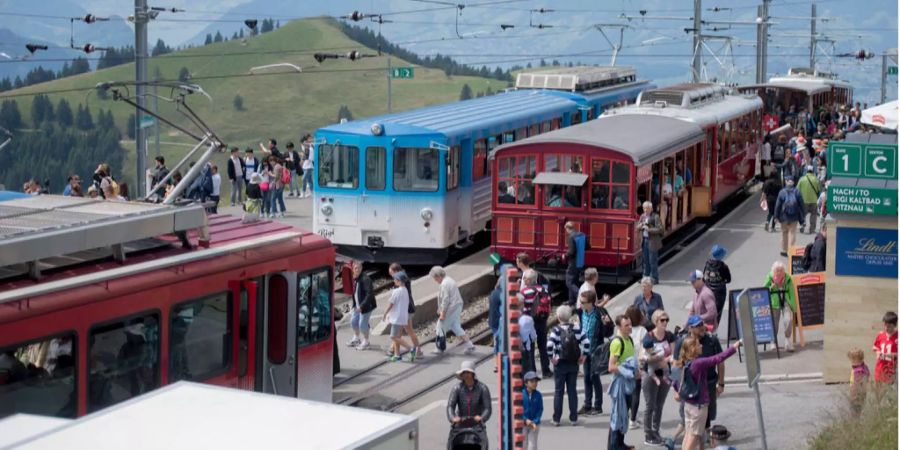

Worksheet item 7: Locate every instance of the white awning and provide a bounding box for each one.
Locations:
[532,172,589,186]
[861,100,898,131]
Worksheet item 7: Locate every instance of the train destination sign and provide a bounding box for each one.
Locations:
[828,186,897,216]
[828,142,898,180]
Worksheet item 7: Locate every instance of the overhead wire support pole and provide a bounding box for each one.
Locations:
[810,3,817,69]
[134,0,149,197]
[692,0,702,82]
[594,24,627,66]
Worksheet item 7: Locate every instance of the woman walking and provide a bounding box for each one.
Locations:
[765,261,797,352]
[674,337,742,450]
[640,310,676,446]
[389,263,420,361]
[625,305,646,430]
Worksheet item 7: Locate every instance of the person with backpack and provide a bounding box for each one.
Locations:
[797,165,821,234]
[546,305,589,426]
[576,290,613,416]
[607,314,637,450]
[673,334,741,450]
[640,310,676,446]
[703,245,732,328]
[773,176,806,257]
[348,261,377,351]
[521,269,554,378]
[671,315,727,442]
[765,261,797,352]
[268,156,288,218]
[762,171,782,232]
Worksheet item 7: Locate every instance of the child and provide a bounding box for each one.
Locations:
[847,348,870,415]
[382,272,411,362]
[522,371,543,450]
[519,308,538,376]
[873,311,898,384]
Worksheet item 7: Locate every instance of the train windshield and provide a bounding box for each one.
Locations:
[393,147,439,192]
[318,144,359,189]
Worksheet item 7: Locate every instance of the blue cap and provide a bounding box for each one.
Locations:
[393,271,409,283]
[523,371,540,381]
[688,269,703,282]
[711,245,727,261]
[687,315,704,328]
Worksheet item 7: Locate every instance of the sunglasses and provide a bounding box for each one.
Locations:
[659,318,670,323]
[580,300,592,304]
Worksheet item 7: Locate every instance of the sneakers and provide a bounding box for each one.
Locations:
[464,344,476,354]
[577,406,592,415]
[629,419,641,430]
[279,212,286,218]
[551,421,560,427]
[786,341,795,352]
[569,419,578,426]
[356,340,370,351]
[346,337,361,347]
[408,347,418,362]
[388,354,401,362]
[644,435,665,446]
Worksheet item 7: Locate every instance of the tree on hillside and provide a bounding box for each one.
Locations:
[231,31,239,40]
[56,99,73,127]
[59,58,91,78]
[97,46,135,70]
[336,105,353,122]
[13,76,23,89]
[97,109,116,133]
[239,29,244,39]
[0,78,12,92]
[178,67,190,82]
[233,95,244,111]
[152,39,172,56]
[126,113,136,139]
[261,19,274,33]
[214,31,223,43]
[31,95,54,126]
[0,100,22,130]
[459,84,472,100]
[75,104,93,131]
[204,34,213,45]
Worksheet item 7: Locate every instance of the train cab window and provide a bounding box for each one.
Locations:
[545,185,581,208]
[544,154,583,173]
[447,146,460,191]
[497,156,535,206]
[473,139,488,181]
[318,144,359,189]
[590,159,630,211]
[0,334,77,418]
[365,147,386,191]
[297,269,332,346]
[169,293,233,383]
[88,312,160,412]
[393,147,439,192]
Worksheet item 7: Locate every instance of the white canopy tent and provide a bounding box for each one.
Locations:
[861,100,898,131]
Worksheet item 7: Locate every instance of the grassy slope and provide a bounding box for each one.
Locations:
[3,18,508,188]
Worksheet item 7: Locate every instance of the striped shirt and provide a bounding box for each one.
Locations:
[546,323,590,361]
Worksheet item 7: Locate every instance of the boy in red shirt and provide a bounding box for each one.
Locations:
[873,311,898,384]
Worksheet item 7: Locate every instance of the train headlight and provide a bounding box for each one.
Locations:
[420,208,434,221]
[370,123,383,136]
[320,204,334,216]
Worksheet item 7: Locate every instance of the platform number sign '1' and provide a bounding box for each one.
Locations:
[828,142,898,180]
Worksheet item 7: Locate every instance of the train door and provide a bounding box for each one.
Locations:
[358,146,390,236]
[446,145,462,242]
[295,268,334,403]
[230,280,258,391]
[261,272,297,397]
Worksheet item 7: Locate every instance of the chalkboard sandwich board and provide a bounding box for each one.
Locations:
[789,245,808,275]
[794,272,826,347]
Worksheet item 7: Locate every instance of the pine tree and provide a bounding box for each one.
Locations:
[178,67,190,82]
[152,39,172,56]
[75,104,93,130]
[336,105,353,122]
[204,34,213,45]
[126,113,136,139]
[213,31,223,43]
[30,95,54,126]
[459,84,472,100]
[0,100,22,130]
[56,99,73,127]
[239,29,244,39]
[261,19,274,33]
[233,95,244,111]
[0,78,12,92]
[231,31,239,40]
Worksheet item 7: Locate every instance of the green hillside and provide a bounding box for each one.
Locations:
[1,17,508,191]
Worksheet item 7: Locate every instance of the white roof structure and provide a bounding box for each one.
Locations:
[6,382,418,450]
[861,100,899,131]
[516,66,637,92]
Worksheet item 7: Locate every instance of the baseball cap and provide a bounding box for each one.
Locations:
[393,271,409,283]
[687,315,704,328]
[806,165,814,173]
[523,371,540,382]
[688,269,703,282]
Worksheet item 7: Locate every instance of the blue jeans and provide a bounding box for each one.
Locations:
[583,354,603,410]
[302,171,313,194]
[288,172,301,195]
[350,309,371,334]
[269,187,286,214]
[261,189,272,214]
[552,361,579,422]
[565,266,580,305]
[642,240,659,282]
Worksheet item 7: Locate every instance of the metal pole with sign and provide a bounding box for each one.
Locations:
[737,289,769,450]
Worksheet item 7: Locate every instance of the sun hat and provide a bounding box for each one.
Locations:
[711,245,727,261]
[456,360,476,376]
[709,424,732,441]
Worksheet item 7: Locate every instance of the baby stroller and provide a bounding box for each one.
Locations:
[447,418,488,450]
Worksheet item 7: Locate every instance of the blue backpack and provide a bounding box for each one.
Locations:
[573,232,586,268]
[781,189,800,217]
[677,360,701,401]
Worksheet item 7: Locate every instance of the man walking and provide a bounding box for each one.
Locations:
[431,266,475,354]
[797,165,821,234]
[564,222,582,305]
[226,147,245,206]
[547,305,589,426]
[577,290,613,415]
[688,270,717,330]
[773,176,806,257]
[639,201,663,284]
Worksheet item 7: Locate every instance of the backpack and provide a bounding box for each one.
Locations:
[280,166,291,184]
[593,335,629,375]
[801,242,814,271]
[781,189,800,217]
[678,360,701,401]
[558,325,581,363]
[773,144,785,162]
[534,287,552,319]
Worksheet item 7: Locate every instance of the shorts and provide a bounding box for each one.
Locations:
[684,403,708,437]
[390,324,405,338]
[350,309,371,333]
[437,309,465,337]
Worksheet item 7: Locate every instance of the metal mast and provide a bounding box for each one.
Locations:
[809,3,817,69]
[692,0,702,82]
[134,0,150,197]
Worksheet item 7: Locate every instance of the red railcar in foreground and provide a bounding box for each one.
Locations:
[0,196,334,418]
[489,83,762,281]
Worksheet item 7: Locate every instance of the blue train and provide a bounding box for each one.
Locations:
[313,66,654,264]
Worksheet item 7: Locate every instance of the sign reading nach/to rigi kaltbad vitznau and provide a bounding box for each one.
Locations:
[827,141,899,216]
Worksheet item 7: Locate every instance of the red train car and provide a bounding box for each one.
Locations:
[0,196,334,418]
[489,83,762,282]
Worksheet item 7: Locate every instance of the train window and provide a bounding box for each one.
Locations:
[393,147,439,192]
[611,186,629,210]
[551,118,561,130]
[592,160,610,182]
[297,269,332,347]
[503,132,514,144]
[365,147,386,191]
[447,146,460,191]
[516,128,527,141]
[590,159,630,211]
[544,154,583,173]
[542,121,552,133]
[571,110,582,126]
[267,275,288,364]
[545,184,581,208]
[529,124,539,137]
[612,162,629,184]
[169,293,233,383]
[0,333,76,418]
[473,139,487,181]
[497,156,535,206]
[88,312,160,412]
[318,144,359,189]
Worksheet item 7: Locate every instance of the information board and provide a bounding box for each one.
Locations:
[835,227,899,279]
[728,287,776,347]
[788,245,807,275]
[828,185,898,216]
[828,142,898,180]
[793,272,826,347]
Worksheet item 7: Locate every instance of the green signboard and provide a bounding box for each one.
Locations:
[828,142,898,180]
[139,115,155,129]
[889,66,898,76]
[828,185,898,216]
[390,67,414,79]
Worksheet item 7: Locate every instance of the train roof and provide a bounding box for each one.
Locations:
[490,113,705,166]
[607,84,762,128]
[515,65,636,92]
[317,89,579,139]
